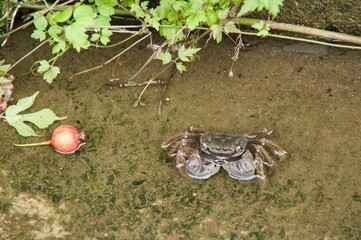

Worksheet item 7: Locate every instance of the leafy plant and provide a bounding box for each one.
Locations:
[0,91,66,136]
[1,0,360,104]
[0,0,289,83]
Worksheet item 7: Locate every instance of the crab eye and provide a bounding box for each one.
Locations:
[235,146,243,152]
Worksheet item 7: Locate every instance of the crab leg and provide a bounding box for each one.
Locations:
[245,128,272,138]
[248,138,287,156]
[257,146,275,166]
[254,155,266,179]
[175,150,187,168]
[166,141,182,156]
[161,133,186,148]
[260,138,287,156]
[161,127,206,148]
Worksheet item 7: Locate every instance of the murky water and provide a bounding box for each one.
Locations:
[1,26,361,239]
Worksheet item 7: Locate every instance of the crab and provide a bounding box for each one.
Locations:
[161,127,287,180]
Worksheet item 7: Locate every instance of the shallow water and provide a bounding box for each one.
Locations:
[1,26,361,239]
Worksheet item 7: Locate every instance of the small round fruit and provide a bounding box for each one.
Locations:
[0,98,7,114]
[50,125,86,154]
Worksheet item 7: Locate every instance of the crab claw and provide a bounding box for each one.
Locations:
[185,154,220,180]
[222,150,264,180]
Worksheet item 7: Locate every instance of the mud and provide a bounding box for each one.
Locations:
[0,25,361,239]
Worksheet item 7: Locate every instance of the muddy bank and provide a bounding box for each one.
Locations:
[0,25,361,239]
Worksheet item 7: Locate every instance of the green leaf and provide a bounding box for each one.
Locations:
[172,1,187,12]
[217,8,229,20]
[7,120,39,137]
[4,92,66,136]
[211,24,222,43]
[252,20,264,30]
[54,6,73,22]
[0,64,11,73]
[266,0,284,17]
[187,0,202,13]
[52,40,66,54]
[4,114,21,124]
[101,28,112,37]
[165,13,177,23]
[238,0,259,17]
[176,62,186,73]
[48,25,63,38]
[43,66,60,84]
[33,15,48,31]
[158,51,172,65]
[140,1,149,10]
[37,60,50,73]
[46,12,59,25]
[224,21,241,34]
[178,46,201,62]
[31,29,46,41]
[94,15,111,31]
[95,15,111,26]
[100,36,110,45]
[90,33,101,42]
[252,20,270,36]
[130,3,146,18]
[95,0,118,7]
[74,4,94,27]
[238,0,283,17]
[21,109,67,129]
[95,0,104,6]
[5,91,40,116]
[64,22,90,52]
[205,10,218,26]
[160,24,177,41]
[186,12,206,30]
[98,4,115,17]
[257,28,269,37]
[147,16,160,31]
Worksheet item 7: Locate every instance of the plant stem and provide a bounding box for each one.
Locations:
[70,31,151,78]
[14,140,51,147]
[237,18,361,45]
[19,3,130,15]
[10,2,361,47]
[266,33,361,50]
[2,39,49,77]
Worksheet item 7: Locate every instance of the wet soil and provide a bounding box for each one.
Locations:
[1,26,361,239]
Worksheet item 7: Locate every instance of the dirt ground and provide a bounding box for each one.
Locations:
[0,25,361,239]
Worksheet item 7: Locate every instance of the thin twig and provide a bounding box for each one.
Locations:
[0,0,76,42]
[157,63,177,118]
[266,33,361,50]
[70,31,151,78]
[131,62,176,108]
[236,17,361,46]
[133,78,154,107]
[108,79,166,88]
[2,39,49,76]
[127,51,158,81]
[127,40,167,81]
[228,34,244,78]
[128,26,186,81]
[1,4,21,47]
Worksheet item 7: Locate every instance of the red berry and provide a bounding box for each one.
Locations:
[50,125,86,154]
[0,98,7,114]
